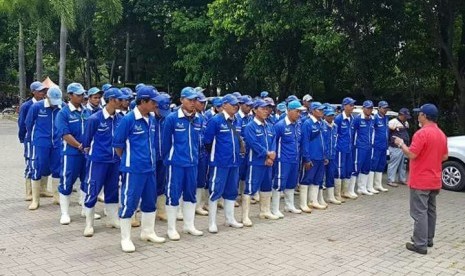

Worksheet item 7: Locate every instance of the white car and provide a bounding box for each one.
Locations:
[442,136,465,191]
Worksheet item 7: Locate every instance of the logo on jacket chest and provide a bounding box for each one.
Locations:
[176,122,185,129]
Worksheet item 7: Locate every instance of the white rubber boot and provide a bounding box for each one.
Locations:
[251,193,260,204]
[25,178,32,201]
[299,185,312,213]
[357,174,373,195]
[140,212,165,243]
[59,194,71,225]
[374,172,388,192]
[105,203,120,228]
[258,192,279,220]
[309,185,326,210]
[166,205,180,241]
[28,179,41,210]
[131,212,140,227]
[271,189,284,218]
[218,198,224,209]
[326,187,341,205]
[224,199,243,228]
[241,195,253,227]
[367,172,379,194]
[182,202,203,236]
[51,178,60,205]
[83,207,95,237]
[283,189,302,214]
[347,176,359,199]
[40,176,53,197]
[341,179,351,199]
[177,198,184,220]
[317,188,328,208]
[334,179,345,203]
[208,200,218,233]
[156,195,167,221]
[120,218,135,253]
[195,188,208,216]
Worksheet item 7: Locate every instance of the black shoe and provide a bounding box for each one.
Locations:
[406,242,427,255]
[410,237,433,247]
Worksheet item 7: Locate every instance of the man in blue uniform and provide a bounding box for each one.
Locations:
[86,87,103,114]
[300,102,328,211]
[242,99,278,226]
[81,88,125,237]
[204,97,223,121]
[322,106,341,204]
[55,83,91,225]
[272,100,305,216]
[369,101,391,192]
[351,100,375,196]
[113,86,165,253]
[204,94,244,233]
[25,87,63,210]
[162,87,203,240]
[18,81,48,201]
[334,97,357,200]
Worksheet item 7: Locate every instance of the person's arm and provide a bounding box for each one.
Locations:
[113,117,131,158]
[161,115,174,159]
[244,123,268,158]
[393,132,423,160]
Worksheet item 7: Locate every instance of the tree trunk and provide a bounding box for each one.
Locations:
[59,16,68,92]
[125,32,130,84]
[85,36,91,88]
[109,59,116,84]
[35,28,43,81]
[18,21,26,104]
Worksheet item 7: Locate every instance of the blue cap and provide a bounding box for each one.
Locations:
[194,87,205,93]
[288,100,306,111]
[342,97,356,106]
[121,88,133,100]
[413,103,438,119]
[277,103,287,112]
[399,108,411,119]
[104,87,125,100]
[135,83,145,92]
[260,91,269,98]
[102,83,112,92]
[238,95,254,106]
[180,87,198,100]
[311,102,326,110]
[363,100,374,108]
[137,86,158,101]
[66,82,85,95]
[83,93,89,99]
[253,99,269,109]
[264,97,275,106]
[47,87,63,106]
[324,107,336,116]
[30,81,46,92]
[378,101,389,108]
[154,94,172,117]
[211,97,223,107]
[222,94,239,105]
[285,95,299,103]
[232,92,242,98]
[87,87,102,96]
[196,91,208,102]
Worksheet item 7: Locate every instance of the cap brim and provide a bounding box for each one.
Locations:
[183,95,198,100]
[198,98,208,102]
[50,98,62,106]
[33,85,47,92]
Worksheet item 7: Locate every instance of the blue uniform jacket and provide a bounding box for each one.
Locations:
[204,111,241,167]
[352,113,374,150]
[323,120,337,160]
[372,113,389,150]
[197,111,208,160]
[86,103,102,114]
[162,108,201,167]
[274,116,301,164]
[25,99,62,148]
[113,107,156,173]
[55,103,92,156]
[83,108,121,163]
[17,98,38,143]
[154,115,167,161]
[301,115,326,162]
[244,118,276,166]
[334,112,354,153]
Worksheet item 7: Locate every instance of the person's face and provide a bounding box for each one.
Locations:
[69,93,83,105]
[344,103,354,114]
[223,103,239,116]
[120,99,130,110]
[33,89,47,100]
[108,98,122,109]
[194,100,206,112]
[325,114,335,124]
[82,98,88,106]
[417,112,426,126]
[254,107,269,121]
[215,105,224,113]
[312,108,324,119]
[181,98,196,113]
[379,107,388,116]
[303,101,310,108]
[141,99,156,113]
[241,104,252,114]
[398,114,406,122]
[89,94,101,106]
[265,105,273,115]
[287,109,301,122]
[363,107,373,117]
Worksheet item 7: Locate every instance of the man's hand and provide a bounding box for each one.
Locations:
[324,159,329,165]
[267,151,276,161]
[304,161,313,170]
[265,157,274,167]
[392,136,404,147]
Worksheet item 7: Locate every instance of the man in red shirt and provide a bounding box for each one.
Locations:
[393,103,448,255]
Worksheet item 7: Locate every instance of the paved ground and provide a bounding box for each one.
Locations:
[0,118,464,276]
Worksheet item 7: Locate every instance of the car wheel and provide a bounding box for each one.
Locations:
[442,160,465,191]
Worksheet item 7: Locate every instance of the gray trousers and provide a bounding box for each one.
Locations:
[387,147,407,183]
[410,188,439,250]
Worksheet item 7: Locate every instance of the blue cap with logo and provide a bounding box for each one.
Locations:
[413,103,438,119]
[47,87,63,106]
[135,83,145,92]
[238,95,254,106]
[194,86,205,93]
[180,87,198,100]
[363,100,374,108]
[137,86,159,101]
[264,97,275,106]
[311,101,326,110]
[67,82,85,95]
[378,101,389,108]
[104,87,125,100]
[286,95,299,103]
[211,97,223,107]
[121,87,133,100]
[222,94,239,105]
[260,91,269,98]
[30,81,46,92]
[102,83,112,92]
[232,92,242,98]
[324,107,336,116]
[288,100,306,111]
[253,99,270,109]
[277,103,287,112]
[154,94,172,117]
[342,97,356,106]
[196,91,208,102]
[87,87,102,96]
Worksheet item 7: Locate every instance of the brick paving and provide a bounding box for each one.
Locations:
[0,118,464,276]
